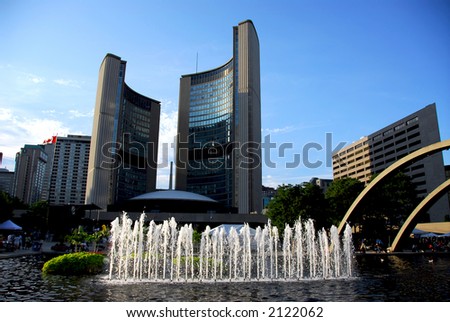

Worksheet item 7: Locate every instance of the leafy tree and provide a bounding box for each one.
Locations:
[325,177,364,226]
[266,184,302,234]
[298,183,330,229]
[65,226,90,252]
[266,182,330,234]
[358,171,421,244]
[88,225,110,252]
[21,200,49,232]
[0,191,14,222]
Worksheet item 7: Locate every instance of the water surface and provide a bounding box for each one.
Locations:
[0,253,448,301]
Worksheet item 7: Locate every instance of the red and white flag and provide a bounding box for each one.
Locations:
[43,136,57,144]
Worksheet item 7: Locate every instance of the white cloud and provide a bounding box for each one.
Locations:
[0,107,13,121]
[0,69,46,106]
[157,109,178,167]
[262,125,296,135]
[156,106,178,189]
[156,172,173,190]
[26,73,45,84]
[0,107,70,169]
[53,79,81,88]
[69,109,94,118]
[262,175,280,188]
[41,109,59,116]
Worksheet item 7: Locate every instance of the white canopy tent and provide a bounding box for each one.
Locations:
[419,232,440,238]
[209,224,257,236]
[0,219,22,231]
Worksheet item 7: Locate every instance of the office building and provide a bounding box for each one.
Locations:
[0,168,14,195]
[12,144,48,205]
[86,54,161,210]
[332,103,449,222]
[175,20,262,214]
[262,185,277,210]
[309,177,333,194]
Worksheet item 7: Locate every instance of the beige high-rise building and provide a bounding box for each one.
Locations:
[42,135,91,206]
[86,54,160,210]
[176,20,262,214]
[332,103,449,222]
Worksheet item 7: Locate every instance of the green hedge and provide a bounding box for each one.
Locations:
[42,252,105,276]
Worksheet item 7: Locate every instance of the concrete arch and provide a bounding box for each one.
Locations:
[389,178,450,252]
[337,139,450,235]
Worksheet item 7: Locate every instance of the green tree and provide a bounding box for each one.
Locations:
[325,177,364,226]
[359,171,421,244]
[266,184,301,233]
[88,224,110,252]
[65,226,90,252]
[22,200,49,232]
[266,183,330,234]
[0,191,14,222]
[298,183,330,229]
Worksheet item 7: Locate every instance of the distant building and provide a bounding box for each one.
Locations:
[0,168,14,195]
[176,20,262,214]
[332,103,449,222]
[41,135,91,205]
[262,185,277,209]
[86,54,161,210]
[12,144,48,205]
[309,177,332,194]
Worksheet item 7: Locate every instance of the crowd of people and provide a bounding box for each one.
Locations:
[357,235,450,253]
[411,236,450,252]
[0,231,42,252]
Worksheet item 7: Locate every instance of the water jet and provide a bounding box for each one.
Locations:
[108,212,354,282]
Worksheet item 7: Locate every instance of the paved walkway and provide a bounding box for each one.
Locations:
[0,241,55,259]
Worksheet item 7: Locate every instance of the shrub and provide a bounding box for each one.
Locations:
[42,252,105,276]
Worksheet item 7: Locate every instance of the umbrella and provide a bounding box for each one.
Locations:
[0,219,22,230]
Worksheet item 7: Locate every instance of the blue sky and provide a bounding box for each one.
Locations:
[1,0,449,189]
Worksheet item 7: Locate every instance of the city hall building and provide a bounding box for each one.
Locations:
[175,20,262,215]
[86,54,161,210]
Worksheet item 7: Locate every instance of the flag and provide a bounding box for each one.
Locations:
[43,136,57,144]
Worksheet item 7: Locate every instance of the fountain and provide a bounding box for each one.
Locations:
[108,212,354,282]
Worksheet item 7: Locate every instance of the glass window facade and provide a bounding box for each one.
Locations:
[186,61,235,207]
[116,84,158,202]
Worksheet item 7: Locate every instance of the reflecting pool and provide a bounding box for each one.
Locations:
[0,253,448,301]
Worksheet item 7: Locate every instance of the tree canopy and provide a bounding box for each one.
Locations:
[0,191,25,223]
[325,177,364,226]
[266,182,330,234]
[266,173,420,245]
[356,171,421,242]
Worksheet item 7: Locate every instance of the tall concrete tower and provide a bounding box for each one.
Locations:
[176,20,262,214]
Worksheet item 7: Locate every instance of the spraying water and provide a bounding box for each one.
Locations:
[108,212,354,282]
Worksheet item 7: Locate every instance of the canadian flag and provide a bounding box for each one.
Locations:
[43,136,57,144]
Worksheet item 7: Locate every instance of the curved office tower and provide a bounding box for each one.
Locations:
[86,54,160,210]
[176,20,262,214]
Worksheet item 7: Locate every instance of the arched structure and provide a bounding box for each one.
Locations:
[389,178,450,252]
[337,139,450,235]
